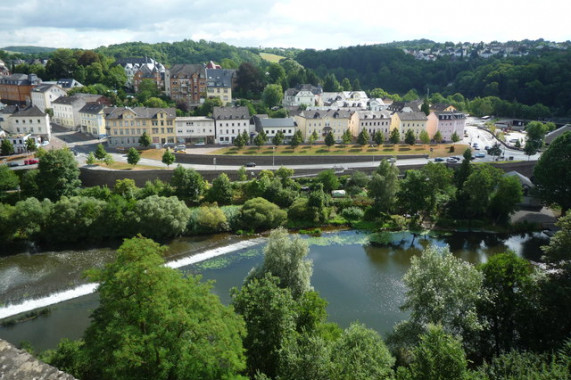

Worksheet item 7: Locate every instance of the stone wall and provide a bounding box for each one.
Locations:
[0,339,77,379]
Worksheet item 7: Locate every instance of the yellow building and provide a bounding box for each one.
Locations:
[294,109,358,142]
[391,111,428,141]
[206,69,234,105]
[106,107,176,148]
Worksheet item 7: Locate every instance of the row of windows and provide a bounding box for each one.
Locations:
[177,129,212,134]
[14,119,41,124]
[361,121,389,126]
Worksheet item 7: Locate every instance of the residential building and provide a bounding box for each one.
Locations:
[282,84,323,107]
[212,106,250,144]
[0,60,9,77]
[356,110,392,141]
[1,133,41,154]
[206,68,235,105]
[133,62,166,93]
[113,57,165,90]
[545,124,571,145]
[30,84,67,112]
[56,78,83,92]
[3,105,51,141]
[165,64,206,108]
[79,103,111,138]
[320,91,368,109]
[391,112,428,141]
[52,94,106,129]
[106,107,176,147]
[430,103,457,113]
[0,73,42,105]
[175,116,215,145]
[368,98,387,111]
[426,111,466,141]
[252,115,297,143]
[294,109,358,142]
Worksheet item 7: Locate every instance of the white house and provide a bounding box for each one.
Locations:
[6,105,51,141]
[30,84,67,112]
[282,84,323,108]
[213,106,250,144]
[175,116,215,145]
[52,94,104,130]
[252,115,297,143]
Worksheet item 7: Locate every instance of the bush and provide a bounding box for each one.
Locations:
[341,206,364,221]
[239,197,286,231]
[189,205,229,233]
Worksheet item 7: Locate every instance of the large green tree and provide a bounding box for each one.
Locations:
[206,173,233,205]
[324,131,335,147]
[367,159,400,212]
[162,148,175,167]
[262,84,283,108]
[170,165,206,202]
[138,131,151,147]
[132,196,190,239]
[1,139,14,156]
[239,197,287,231]
[0,164,19,192]
[533,131,571,214]
[36,149,81,201]
[389,128,400,144]
[126,147,140,166]
[81,236,246,380]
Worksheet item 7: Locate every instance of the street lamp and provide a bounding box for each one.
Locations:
[272,146,275,167]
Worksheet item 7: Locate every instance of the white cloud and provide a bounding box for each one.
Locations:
[0,0,569,50]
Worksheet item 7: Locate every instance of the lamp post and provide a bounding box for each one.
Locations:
[272,146,275,167]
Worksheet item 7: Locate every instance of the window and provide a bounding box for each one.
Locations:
[167,128,173,133]
[152,128,159,134]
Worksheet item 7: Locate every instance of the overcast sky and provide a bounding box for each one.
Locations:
[1,0,569,50]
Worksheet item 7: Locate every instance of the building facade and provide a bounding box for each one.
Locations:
[106,107,176,147]
[165,64,206,108]
[213,106,250,144]
[295,109,358,142]
[30,84,67,112]
[391,111,428,141]
[5,106,51,141]
[52,94,104,129]
[252,115,297,143]
[79,103,110,138]
[175,116,215,145]
[0,73,42,105]
[426,111,466,141]
[356,110,392,141]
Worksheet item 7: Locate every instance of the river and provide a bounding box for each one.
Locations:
[0,229,549,351]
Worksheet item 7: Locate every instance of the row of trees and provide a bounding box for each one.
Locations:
[39,216,571,379]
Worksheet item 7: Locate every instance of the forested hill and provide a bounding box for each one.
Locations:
[94,40,266,67]
[294,45,571,116]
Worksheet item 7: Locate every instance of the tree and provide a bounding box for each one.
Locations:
[103,153,114,166]
[191,205,228,233]
[419,130,430,144]
[421,99,430,115]
[373,130,384,145]
[35,149,80,201]
[237,166,248,181]
[254,131,267,148]
[290,130,303,149]
[194,97,222,116]
[267,63,286,85]
[1,139,14,156]
[533,132,571,214]
[324,131,335,148]
[133,196,191,238]
[478,252,534,356]
[26,137,37,152]
[367,159,400,212]
[242,130,250,146]
[315,169,339,193]
[272,130,285,146]
[389,128,400,144]
[114,178,139,199]
[308,130,319,145]
[249,227,313,299]
[171,165,205,202]
[464,164,503,218]
[341,129,352,145]
[433,130,443,143]
[405,129,416,145]
[239,197,287,231]
[236,62,264,98]
[232,273,297,378]
[404,324,468,380]
[162,148,175,167]
[207,173,233,205]
[81,236,246,380]
[341,77,351,91]
[262,84,283,108]
[524,121,548,158]
[94,143,107,160]
[398,169,430,221]
[401,245,484,345]
[0,164,19,192]
[451,131,460,142]
[489,175,523,223]
[323,73,341,92]
[138,131,151,148]
[330,323,395,380]
[126,147,140,166]
[233,133,246,149]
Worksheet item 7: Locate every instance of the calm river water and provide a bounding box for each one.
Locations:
[0,230,549,351]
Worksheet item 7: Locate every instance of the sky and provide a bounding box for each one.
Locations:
[1,0,570,50]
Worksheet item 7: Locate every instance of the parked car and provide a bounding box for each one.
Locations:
[434,157,444,162]
[24,159,39,165]
[174,145,186,152]
[245,162,256,167]
[7,162,19,167]
[474,152,486,158]
[446,158,456,163]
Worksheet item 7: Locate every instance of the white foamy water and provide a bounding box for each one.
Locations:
[0,238,266,320]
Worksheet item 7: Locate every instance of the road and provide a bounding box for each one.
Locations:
[18,122,538,173]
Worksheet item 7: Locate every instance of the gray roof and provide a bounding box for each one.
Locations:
[105,107,176,120]
[169,64,205,78]
[79,103,106,114]
[356,110,391,120]
[11,105,46,117]
[436,111,466,120]
[397,111,428,121]
[259,118,296,128]
[53,94,102,105]
[212,106,250,120]
[0,73,41,85]
[206,69,235,88]
[504,171,533,188]
[57,78,82,88]
[31,83,62,93]
[300,109,354,119]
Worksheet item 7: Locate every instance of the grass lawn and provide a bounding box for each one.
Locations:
[210,143,469,157]
[259,52,286,63]
[92,162,166,170]
[140,149,168,160]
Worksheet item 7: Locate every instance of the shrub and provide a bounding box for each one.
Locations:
[239,197,286,231]
[341,207,364,221]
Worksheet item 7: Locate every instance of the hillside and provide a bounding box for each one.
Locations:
[1,46,56,54]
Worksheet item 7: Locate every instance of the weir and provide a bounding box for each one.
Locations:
[0,238,266,320]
